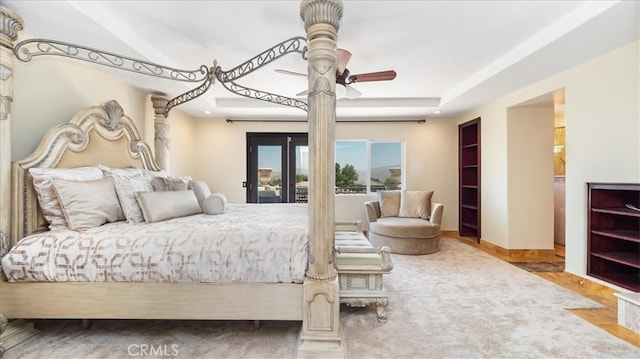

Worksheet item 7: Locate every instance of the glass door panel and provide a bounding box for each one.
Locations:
[257,145,282,203]
[294,145,309,203]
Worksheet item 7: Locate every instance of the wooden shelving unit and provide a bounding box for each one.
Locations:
[587,183,640,292]
[458,118,481,241]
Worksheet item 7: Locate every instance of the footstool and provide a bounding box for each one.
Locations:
[335,230,393,322]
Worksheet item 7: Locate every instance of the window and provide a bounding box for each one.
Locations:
[335,140,403,194]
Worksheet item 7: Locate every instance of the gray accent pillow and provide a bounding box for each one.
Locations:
[398,190,433,219]
[378,190,401,217]
[189,180,212,208]
[203,193,228,215]
[52,177,124,230]
[151,177,189,191]
[112,174,154,223]
[135,190,202,223]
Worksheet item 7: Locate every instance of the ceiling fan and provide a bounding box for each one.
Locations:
[276,48,397,99]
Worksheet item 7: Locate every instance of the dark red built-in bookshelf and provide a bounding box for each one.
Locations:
[587,183,640,292]
[458,118,480,241]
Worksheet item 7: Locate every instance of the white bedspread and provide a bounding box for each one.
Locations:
[1,204,308,283]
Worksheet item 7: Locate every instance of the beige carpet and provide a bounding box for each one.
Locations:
[4,238,639,359]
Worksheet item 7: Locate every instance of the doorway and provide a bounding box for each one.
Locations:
[246,133,308,203]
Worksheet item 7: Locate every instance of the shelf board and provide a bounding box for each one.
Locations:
[461,185,478,189]
[591,251,640,268]
[462,143,478,149]
[591,230,640,243]
[461,204,478,210]
[588,272,640,292]
[592,207,640,218]
[461,222,478,230]
[462,165,479,169]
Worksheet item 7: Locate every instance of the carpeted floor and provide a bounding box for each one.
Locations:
[4,238,639,359]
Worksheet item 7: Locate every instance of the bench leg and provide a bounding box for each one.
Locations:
[376,298,388,323]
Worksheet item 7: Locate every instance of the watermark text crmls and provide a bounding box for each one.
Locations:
[128,344,179,357]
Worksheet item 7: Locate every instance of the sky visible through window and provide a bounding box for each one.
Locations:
[258,141,402,177]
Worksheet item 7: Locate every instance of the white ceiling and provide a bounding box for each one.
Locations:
[3,0,638,120]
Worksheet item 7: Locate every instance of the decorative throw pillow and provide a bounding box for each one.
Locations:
[151,177,189,191]
[398,190,434,220]
[203,193,228,215]
[189,180,212,208]
[29,166,105,229]
[135,190,202,223]
[52,178,124,230]
[112,174,154,223]
[378,190,401,217]
[98,165,144,177]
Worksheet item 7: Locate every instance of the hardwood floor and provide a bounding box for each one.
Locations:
[454,237,640,349]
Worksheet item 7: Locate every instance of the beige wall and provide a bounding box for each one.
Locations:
[506,105,554,249]
[192,117,459,230]
[12,57,148,160]
[457,40,639,286]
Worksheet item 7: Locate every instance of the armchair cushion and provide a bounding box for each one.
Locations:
[398,190,433,220]
[378,190,401,217]
[370,217,440,239]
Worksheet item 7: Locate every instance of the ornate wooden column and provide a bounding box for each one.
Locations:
[298,1,344,357]
[0,6,23,349]
[150,95,170,171]
[0,7,23,258]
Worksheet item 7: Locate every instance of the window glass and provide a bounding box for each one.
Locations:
[335,141,366,194]
[371,141,402,192]
[335,140,403,194]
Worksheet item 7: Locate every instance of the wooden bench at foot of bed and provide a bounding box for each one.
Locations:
[335,231,393,323]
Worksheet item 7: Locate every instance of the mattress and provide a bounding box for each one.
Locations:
[1,203,308,283]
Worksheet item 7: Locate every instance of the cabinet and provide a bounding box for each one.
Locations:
[458,118,480,241]
[587,183,640,292]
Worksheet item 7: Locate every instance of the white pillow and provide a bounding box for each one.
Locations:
[189,180,212,208]
[112,174,154,223]
[29,166,104,229]
[135,190,202,223]
[203,193,228,215]
[398,190,433,220]
[52,178,124,230]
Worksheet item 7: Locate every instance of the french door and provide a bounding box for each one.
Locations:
[246,133,308,203]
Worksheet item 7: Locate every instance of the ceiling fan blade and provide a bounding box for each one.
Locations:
[345,85,361,99]
[348,70,397,83]
[276,69,307,77]
[296,89,309,97]
[336,48,352,75]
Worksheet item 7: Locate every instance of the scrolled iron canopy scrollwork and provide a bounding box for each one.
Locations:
[14,37,311,115]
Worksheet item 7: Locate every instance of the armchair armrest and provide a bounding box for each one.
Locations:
[430,202,444,225]
[364,201,380,232]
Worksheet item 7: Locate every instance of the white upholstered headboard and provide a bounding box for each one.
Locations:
[10,100,159,245]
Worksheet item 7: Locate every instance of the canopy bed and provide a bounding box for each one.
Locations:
[0,1,348,356]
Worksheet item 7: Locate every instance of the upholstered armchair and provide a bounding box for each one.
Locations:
[364,190,444,254]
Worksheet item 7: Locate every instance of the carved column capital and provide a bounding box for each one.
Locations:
[151,95,170,116]
[300,0,343,32]
[0,6,24,50]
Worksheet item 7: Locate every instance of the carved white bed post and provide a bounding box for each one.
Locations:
[298,0,344,357]
[150,95,170,171]
[0,7,23,257]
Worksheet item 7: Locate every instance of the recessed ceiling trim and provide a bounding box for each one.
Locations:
[439,0,621,107]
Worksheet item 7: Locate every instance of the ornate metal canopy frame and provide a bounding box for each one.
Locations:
[13,36,310,116]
